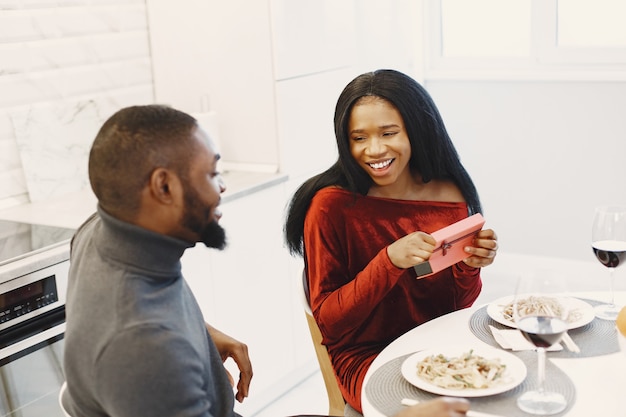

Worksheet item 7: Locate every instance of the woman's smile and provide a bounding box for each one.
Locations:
[367,158,394,170]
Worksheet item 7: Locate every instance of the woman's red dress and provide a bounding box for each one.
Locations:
[303,188,482,412]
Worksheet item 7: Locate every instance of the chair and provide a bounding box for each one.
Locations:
[300,269,346,417]
[59,381,73,417]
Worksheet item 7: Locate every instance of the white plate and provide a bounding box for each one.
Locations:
[486,295,595,330]
[400,345,527,397]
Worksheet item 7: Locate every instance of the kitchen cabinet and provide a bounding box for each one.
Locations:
[274,69,350,179]
[269,0,356,81]
[146,0,279,169]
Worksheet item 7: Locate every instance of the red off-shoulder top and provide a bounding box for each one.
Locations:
[303,187,482,412]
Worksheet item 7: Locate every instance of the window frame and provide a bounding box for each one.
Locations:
[425,0,626,81]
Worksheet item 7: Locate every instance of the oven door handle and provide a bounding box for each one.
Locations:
[0,321,65,361]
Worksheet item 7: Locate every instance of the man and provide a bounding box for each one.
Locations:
[62,105,251,417]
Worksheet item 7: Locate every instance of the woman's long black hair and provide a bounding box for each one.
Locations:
[284,69,482,256]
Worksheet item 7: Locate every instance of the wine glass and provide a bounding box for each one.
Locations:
[591,206,626,320]
[513,270,570,415]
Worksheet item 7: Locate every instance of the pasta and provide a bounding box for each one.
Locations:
[501,296,581,323]
[416,350,507,390]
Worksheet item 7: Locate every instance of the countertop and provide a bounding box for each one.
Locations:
[0,170,288,229]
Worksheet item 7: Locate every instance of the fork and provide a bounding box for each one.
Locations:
[561,332,581,353]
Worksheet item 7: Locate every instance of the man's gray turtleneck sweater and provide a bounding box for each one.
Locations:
[62,206,239,417]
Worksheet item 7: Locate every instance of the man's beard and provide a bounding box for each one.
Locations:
[181,184,227,250]
[199,219,227,250]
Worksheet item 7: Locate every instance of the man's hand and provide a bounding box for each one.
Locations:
[205,323,253,402]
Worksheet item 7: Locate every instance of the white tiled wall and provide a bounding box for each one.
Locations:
[0,0,154,209]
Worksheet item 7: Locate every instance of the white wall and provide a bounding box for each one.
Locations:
[426,80,626,263]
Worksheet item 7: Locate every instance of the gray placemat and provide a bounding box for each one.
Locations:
[469,298,619,358]
[365,352,575,417]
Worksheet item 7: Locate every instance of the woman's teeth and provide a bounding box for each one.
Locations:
[369,159,392,169]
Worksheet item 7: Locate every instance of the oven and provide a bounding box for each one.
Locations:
[0,220,75,417]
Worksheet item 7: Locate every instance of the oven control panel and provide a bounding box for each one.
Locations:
[0,243,69,332]
[0,274,59,324]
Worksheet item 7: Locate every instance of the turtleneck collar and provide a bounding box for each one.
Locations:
[94,205,195,278]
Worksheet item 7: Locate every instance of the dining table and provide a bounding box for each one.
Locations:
[361,291,626,417]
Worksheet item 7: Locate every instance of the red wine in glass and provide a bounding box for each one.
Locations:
[517,316,568,348]
[591,206,626,320]
[592,242,626,268]
[513,271,569,415]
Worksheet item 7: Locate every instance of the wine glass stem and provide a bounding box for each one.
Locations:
[608,267,616,307]
[537,347,546,394]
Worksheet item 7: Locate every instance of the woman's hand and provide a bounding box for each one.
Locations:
[463,228,498,268]
[394,397,470,417]
[205,323,253,402]
[387,231,436,269]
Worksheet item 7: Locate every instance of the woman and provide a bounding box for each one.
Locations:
[284,69,498,413]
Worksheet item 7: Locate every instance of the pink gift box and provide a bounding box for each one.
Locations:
[413,213,485,278]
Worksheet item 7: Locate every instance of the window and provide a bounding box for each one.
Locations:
[440,0,531,58]
[427,0,626,79]
[558,0,626,48]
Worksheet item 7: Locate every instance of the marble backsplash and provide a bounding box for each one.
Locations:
[9,101,230,205]
[9,99,115,203]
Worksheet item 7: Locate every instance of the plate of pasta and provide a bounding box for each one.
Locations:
[400,346,527,397]
[486,295,595,330]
